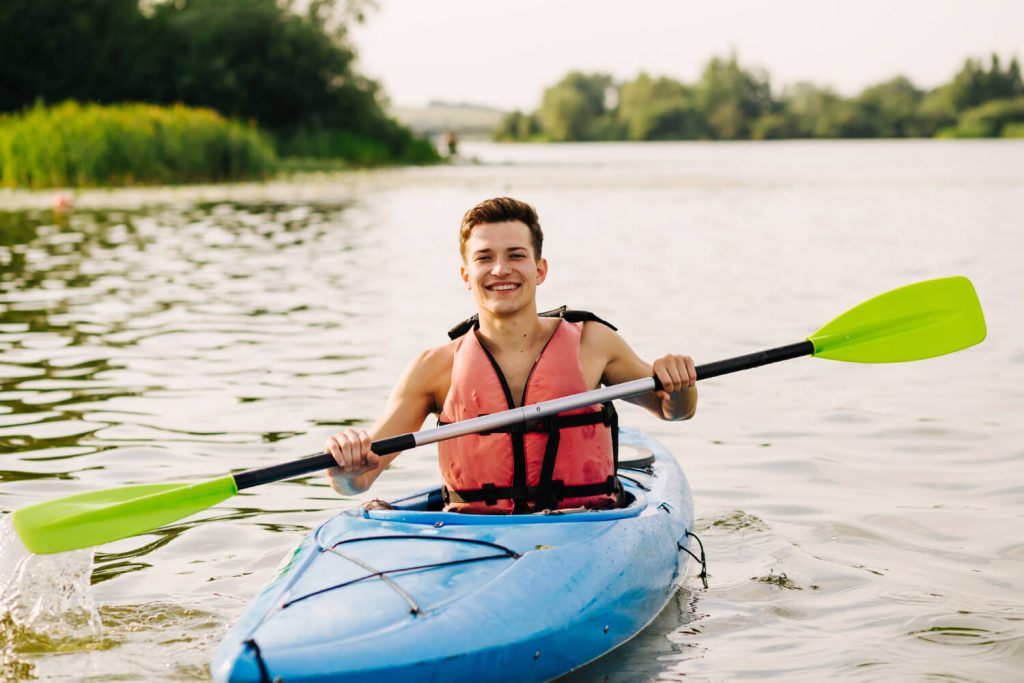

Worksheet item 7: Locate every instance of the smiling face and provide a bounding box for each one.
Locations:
[460,221,548,317]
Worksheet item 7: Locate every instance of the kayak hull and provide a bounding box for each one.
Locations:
[211,428,695,682]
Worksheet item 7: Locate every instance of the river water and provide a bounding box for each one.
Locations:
[0,140,1022,680]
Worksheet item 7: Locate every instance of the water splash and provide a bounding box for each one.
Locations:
[0,517,102,645]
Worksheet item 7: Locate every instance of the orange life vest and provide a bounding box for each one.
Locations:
[438,314,620,514]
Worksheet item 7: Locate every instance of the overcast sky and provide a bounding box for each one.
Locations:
[349,0,1024,111]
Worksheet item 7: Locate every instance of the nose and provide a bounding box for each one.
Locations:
[490,257,512,275]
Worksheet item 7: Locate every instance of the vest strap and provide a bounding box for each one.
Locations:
[447,306,618,340]
[443,476,620,507]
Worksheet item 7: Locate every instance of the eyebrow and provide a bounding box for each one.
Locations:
[471,246,529,256]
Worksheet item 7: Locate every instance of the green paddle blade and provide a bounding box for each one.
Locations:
[11,476,238,555]
[809,276,986,363]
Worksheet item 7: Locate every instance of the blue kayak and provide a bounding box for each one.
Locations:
[210,427,698,682]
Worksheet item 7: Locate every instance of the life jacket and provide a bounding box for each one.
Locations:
[438,307,621,514]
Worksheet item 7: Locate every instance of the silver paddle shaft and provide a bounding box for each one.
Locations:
[410,376,658,447]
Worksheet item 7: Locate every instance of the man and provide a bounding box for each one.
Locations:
[326,197,697,513]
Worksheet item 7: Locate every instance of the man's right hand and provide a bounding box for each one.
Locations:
[325,428,379,493]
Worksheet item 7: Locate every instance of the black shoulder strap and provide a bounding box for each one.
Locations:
[447,306,617,340]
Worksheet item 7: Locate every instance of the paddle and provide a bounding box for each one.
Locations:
[11,276,985,555]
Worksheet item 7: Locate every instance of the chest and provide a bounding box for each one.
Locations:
[489,349,547,406]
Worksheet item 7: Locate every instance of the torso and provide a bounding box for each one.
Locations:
[427,318,609,413]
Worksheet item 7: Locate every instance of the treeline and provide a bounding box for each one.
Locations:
[0,0,438,171]
[496,53,1024,142]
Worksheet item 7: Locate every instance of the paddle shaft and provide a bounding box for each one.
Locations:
[231,340,814,490]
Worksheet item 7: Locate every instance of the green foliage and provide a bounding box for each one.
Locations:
[773,83,868,138]
[502,51,1022,143]
[856,76,924,137]
[494,111,542,141]
[617,74,703,140]
[1002,122,1024,138]
[914,86,959,137]
[947,54,1023,113]
[954,97,1024,137]
[0,102,277,188]
[696,54,774,140]
[278,124,439,166]
[538,72,616,141]
[0,0,433,170]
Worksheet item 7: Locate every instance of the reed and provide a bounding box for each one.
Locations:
[0,102,277,188]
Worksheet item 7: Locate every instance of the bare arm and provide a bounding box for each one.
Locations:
[582,322,697,421]
[325,345,451,495]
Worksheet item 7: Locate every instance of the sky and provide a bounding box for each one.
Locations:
[348,0,1024,111]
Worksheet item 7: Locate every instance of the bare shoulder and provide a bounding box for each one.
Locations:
[394,340,456,413]
[580,319,628,354]
[415,340,457,373]
[581,320,651,386]
[579,320,632,388]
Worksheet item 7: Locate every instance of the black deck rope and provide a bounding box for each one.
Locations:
[279,534,522,612]
[679,529,709,589]
[243,639,273,683]
[322,544,423,614]
[616,472,651,491]
[617,464,655,475]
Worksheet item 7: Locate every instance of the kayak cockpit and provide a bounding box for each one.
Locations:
[360,449,657,526]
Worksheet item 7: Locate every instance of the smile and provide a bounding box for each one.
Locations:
[487,283,520,292]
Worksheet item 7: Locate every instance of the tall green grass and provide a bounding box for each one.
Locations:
[0,102,277,188]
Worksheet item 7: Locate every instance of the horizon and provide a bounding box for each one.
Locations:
[350,0,1024,111]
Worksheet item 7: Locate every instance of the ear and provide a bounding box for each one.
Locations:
[459,264,470,289]
[536,257,548,285]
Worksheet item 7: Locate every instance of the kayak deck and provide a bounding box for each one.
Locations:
[211,428,696,683]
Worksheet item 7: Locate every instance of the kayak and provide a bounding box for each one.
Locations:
[210,427,699,683]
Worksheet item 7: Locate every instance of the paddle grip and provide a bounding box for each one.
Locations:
[232,434,417,490]
[695,340,814,380]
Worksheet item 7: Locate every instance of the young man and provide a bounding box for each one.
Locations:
[326,197,697,513]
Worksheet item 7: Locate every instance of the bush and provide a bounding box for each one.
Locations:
[1002,122,1024,138]
[0,101,277,188]
[955,97,1024,136]
[276,124,439,167]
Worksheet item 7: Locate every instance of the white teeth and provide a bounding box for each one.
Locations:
[491,284,518,291]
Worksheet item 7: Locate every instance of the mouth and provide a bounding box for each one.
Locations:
[486,283,521,293]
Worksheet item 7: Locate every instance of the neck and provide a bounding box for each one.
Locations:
[476,305,543,349]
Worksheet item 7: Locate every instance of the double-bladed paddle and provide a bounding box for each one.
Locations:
[11,276,986,554]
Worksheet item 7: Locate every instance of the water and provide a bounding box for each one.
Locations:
[1,140,1022,680]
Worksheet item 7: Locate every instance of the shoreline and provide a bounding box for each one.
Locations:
[0,168,424,212]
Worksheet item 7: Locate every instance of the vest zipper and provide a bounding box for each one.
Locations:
[474,321,563,513]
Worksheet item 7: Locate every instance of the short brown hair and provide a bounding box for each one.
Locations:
[459,197,543,261]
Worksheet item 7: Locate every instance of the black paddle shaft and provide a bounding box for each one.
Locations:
[231,339,815,491]
[694,340,813,380]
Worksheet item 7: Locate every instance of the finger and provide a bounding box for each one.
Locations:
[666,358,685,392]
[654,361,674,393]
[325,435,345,467]
[359,431,374,465]
[684,356,697,386]
[333,432,358,470]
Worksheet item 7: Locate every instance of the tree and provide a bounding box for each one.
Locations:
[779,83,869,138]
[537,72,615,141]
[947,54,1024,113]
[617,73,703,140]
[493,111,540,141]
[694,53,774,139]
[0,0,164,112]
[856,76,924,137]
